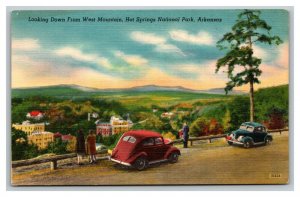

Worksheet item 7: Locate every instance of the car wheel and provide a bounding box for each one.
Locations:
[243,140,252,148]
[265,137,272,145]
[227,141,233,146]
[134,157,148,171]
[168,152,179,164]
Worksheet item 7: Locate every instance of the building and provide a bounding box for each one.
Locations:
[28,131,54,149]
[53,132,76,152]
[96,116,133,136]
[96,123,112,137]
[12,121,45,135]
[110,116,133,135]
[26,110,44,120]
[161,112,174,119]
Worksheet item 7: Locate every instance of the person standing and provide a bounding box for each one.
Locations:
[76,129,86,165]
[182,122,189,148]
[86,130,97,164]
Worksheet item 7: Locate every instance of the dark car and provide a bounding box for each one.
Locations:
[226,122,273,148]
[110,130,181,170]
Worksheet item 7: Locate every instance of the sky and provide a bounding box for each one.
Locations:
[11,10,289,91]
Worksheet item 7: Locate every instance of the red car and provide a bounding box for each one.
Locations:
[110,130,181,170]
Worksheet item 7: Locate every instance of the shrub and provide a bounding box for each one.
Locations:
[162,132,177,141]
[190,117,210,137]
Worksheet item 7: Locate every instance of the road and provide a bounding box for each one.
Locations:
[11,132,289,185]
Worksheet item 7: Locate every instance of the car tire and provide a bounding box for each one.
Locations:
[227,141,233,145]
[243,140,252,148]
[265,137,272,145]
[134,157,148,171]
[168,152,179,164]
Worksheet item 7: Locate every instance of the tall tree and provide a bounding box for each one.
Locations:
[216,9,282,122]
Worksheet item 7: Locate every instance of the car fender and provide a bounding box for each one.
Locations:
[241,136,253,144]
[126,151,148,164]
[164,146,181,159]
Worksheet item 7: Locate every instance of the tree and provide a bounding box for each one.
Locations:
[11,128,39,160]
[190,117,210,137]
[227,96,250,130]
[222,109,231,132]
[45,138,69,155]
[265,107,286,129]
[216,9,282,122]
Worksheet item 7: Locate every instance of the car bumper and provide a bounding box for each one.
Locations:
[109,157,132,166]
[227,139,244,145]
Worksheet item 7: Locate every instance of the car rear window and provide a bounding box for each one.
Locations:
[240,124,254,132]
[122,136,136,143]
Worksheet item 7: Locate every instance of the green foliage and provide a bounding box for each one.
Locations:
[190,117,210,137]
[131,113,164,132]
[254,85,288,122]
[11,83,288,159]
[227,96,250,130]
[222,109,231,132]
[197,103,227,123]
[101,133,123,149]
[42,138,69,155]
[11,128,39,161]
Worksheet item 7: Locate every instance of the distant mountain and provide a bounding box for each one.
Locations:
[12,84,246,97]
[201,88,245,95]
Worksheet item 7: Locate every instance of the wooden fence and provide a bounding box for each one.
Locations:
[11,128,288,170]
[11,150,108,170]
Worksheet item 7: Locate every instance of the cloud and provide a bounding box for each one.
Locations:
[169,30,214,45]
[12,38,41,51]
[130,31,185,55]
[252,45,268,59]
[54,47,112,69]
[114,51,148,66]
[275,43,289,69]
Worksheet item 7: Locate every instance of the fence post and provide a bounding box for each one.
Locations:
[50,160,57,170]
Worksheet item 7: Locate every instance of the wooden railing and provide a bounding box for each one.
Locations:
[172,134,227,146]
[11,128,288,170]
[267,128,289,134]
[11,149,108,170]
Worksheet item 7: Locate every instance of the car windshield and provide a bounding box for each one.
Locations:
[122,136,136,143]
[239,124,254,132]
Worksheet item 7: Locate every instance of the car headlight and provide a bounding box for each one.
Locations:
[237,136,244,141]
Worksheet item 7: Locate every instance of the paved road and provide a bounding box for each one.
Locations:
[11,132,289,185]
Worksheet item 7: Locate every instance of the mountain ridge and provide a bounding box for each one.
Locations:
[12,84,245,95]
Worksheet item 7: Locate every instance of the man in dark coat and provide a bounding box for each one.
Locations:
[76,129,86,165]
[182,122,189,148]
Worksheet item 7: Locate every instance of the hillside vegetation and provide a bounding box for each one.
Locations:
[11,84,288,160]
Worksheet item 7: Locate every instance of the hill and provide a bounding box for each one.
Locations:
[12,84,244,98]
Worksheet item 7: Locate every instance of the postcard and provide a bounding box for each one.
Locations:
[11,9,289,185]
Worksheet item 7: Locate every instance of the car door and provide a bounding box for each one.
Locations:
[152,137,169,160]
[253,126,267,143]
[141,138,156,161]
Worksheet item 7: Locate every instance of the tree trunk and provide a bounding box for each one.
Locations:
[249,80,254,122]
